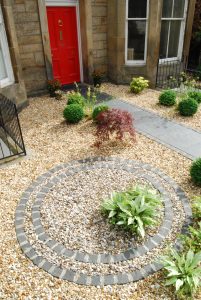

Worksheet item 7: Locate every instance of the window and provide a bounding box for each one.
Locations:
[126,0,149,65]
[159,0,188,61]
[0,6,14,88]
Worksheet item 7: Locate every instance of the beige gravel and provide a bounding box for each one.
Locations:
[101,83,201,132]
[0,95,201,299]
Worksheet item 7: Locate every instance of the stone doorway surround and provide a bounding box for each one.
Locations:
[37,0,94,83]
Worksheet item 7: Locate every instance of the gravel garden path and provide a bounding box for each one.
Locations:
[0,95,201,299]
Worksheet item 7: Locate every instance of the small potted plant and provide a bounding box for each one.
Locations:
[92,70,104,87]
[47,79,61,97]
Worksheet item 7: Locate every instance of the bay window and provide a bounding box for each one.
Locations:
[159,0,188,61]
[126,0,149,65]
[0,6,14,88]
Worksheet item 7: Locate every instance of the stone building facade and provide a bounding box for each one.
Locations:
[0,0,196,109]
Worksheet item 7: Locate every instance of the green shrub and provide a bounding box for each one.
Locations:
[63,104,84,123]
[178,98,198,116]
[159,90,176,106]
[130,77,149,94]
[181,222,201,252]
[188,91,201,104]
[92,105,109,121]
[161,249,201,299]
[190,158,201,186]
[101,185,162,238]
[192,196,201,220]
[67,91,85,107]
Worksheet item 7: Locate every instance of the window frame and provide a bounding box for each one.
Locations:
[0,6,14,88]
[125,0,149,66]
[159,0,188,63]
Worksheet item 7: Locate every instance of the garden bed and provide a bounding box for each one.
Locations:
[0,95,200,299]
[101,83,201,132]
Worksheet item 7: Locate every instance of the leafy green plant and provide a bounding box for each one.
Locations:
[161,249,201,299]
[159,90,177,106]
[47,79,61,97]
[192,196,201,220]
[181,222,201,252]
[101,185,162,238]
[63,104,84,123]
[178,98,198,116]
[67,91,85,107]
[84,87,97,118]
[188,91,201,104]
[130,77,149,94]
[92,105,109,122]
[190,158,201,186]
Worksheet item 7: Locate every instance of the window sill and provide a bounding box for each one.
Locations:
[124,63,146,67]
[0,79,15,89]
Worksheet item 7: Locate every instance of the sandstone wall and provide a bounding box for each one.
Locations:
[12,0,47,96]
[91,0,108,75]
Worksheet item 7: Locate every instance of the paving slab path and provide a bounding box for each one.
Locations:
[106,99,201,160]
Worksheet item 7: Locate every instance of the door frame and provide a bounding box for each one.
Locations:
[45,0,83,83]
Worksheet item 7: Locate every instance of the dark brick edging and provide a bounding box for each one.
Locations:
[15,157,192,286]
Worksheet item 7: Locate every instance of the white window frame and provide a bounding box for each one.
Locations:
[45,0,83,82]
[125,0,149,66]
[159,0,188,63]
[0,6,14,88]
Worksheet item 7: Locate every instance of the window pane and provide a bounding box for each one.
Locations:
[0,42,7,80]
[162,0,173,18]
[128,0,147,18]
[173,0,185,18]
[127,20,146,60]
[159,21,169,59]
[168,21,181,57]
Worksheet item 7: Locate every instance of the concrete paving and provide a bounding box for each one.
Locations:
[107,99,201,160]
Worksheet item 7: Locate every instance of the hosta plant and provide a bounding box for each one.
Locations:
[181,222,201,252]
[101,185,162,238]
[161,249,201,299]
[95,108,136,147]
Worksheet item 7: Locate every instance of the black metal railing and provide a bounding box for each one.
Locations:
[156,56,188,90]
[0,94,26,161]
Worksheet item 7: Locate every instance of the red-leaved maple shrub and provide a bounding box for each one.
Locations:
[94,108,136,147]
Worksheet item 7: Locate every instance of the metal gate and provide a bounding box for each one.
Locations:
[156,56,188,89]
[0,94,26,161]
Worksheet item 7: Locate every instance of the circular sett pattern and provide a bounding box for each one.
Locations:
[15,157,192,286]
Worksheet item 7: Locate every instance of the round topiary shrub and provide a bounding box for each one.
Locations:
[190,158,201,186]
[63,104,84,123]
[92,105,109,122]
[188,91,201,104]
[67,92,85,107]
[159,90,176,106]
[178,98,198,116]
[130,77,149,94]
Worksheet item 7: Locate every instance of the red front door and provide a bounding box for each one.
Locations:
[47,6,81,85]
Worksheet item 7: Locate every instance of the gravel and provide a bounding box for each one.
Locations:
[101,83,201,132]
[0,94,200,299]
